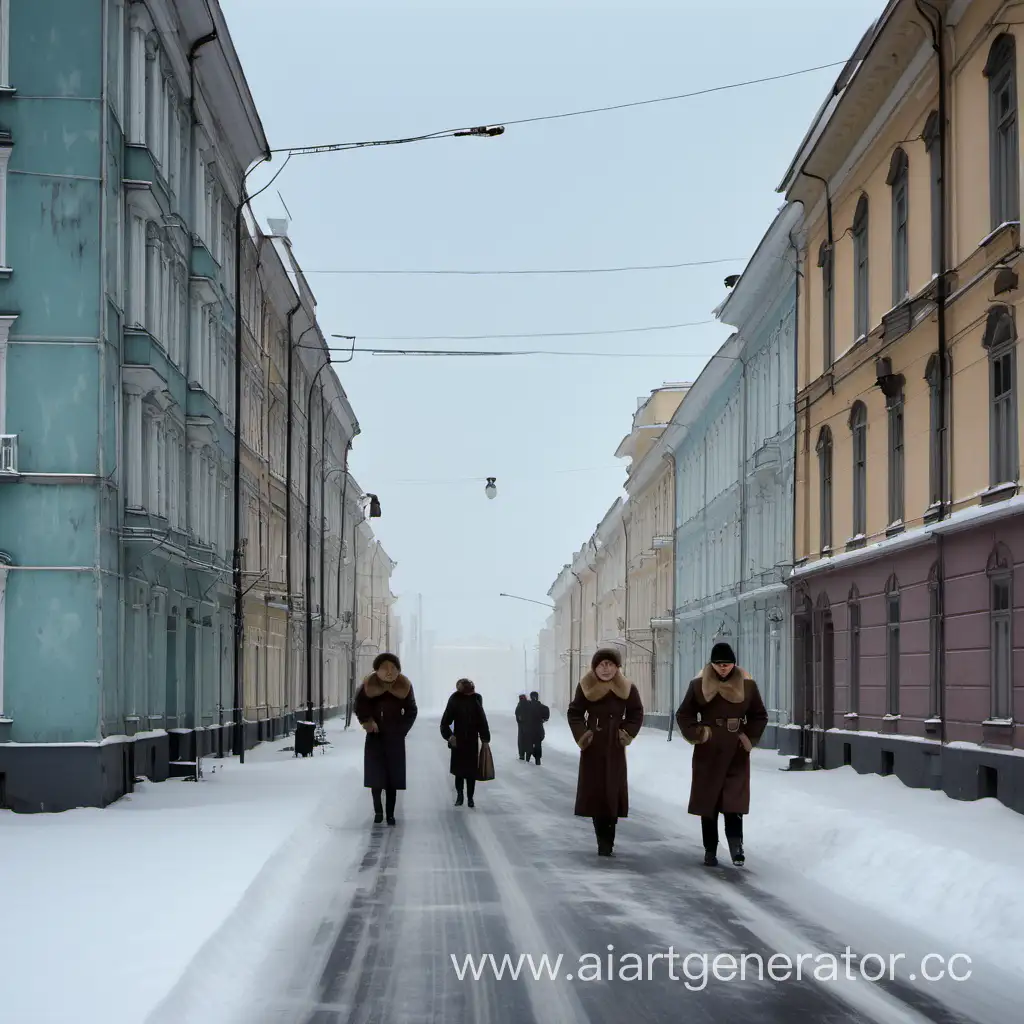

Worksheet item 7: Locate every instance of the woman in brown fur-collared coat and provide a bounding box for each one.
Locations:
[567,648,644,857]
[675,642,768,867]
[353,652,418,826]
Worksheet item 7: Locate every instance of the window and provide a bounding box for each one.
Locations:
[924,111,942,275]
[817,426,833,552]
[985,34,1019,229]
[988,546,1013,720]
[928,563,942,720]
[888,149,910,303]
[853,196,869,340]
[982,306,1018,488]
[818,241,834,368]
[0,133,11,271]
[848,587,861,715]
[849,402,867,539]
[0,0,10,90]
[887,384,905,526]
[885,576,900,716]
[925,352,950,510]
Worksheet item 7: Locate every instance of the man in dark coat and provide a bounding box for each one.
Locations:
[440,679,490,806]
[523,690,549,764]
[515,694,529,759]
[567,648,643,857]
[675,642,768,867]
[353,652,417,825]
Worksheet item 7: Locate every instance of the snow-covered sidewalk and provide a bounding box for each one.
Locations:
[0,720,365,1024]
[545,722,1024,984]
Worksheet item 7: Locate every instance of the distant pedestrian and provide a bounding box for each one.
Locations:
[516,693,529,759]
[353,652,418,826]
[440,678,491,807]
[675,642,769,867]
[567,648,643,857]
[523,690,549,764]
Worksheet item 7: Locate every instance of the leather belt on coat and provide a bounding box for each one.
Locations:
[710,716,746,732]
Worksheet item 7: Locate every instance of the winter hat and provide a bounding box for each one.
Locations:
[710,642,736,665]
[456,678,476,694]
[530,691,539,700]
[373,652,401,673]
[518,693,527,700]
[591,647,622,671]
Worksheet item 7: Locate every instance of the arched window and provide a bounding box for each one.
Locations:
[923,111,942,275]
[985,34,1019,229]
[816,426,833,553]
[849,402,868,541]
[924,352,951,512]
[887,378,906,527]
[982,305,1018,489]
[818,240,834,368]
[987,544,1014,720]
[885,574,900,716]
[927,562,942,721]
[887,149,910,302]
[853,196,870,340]
[847,585,861,714]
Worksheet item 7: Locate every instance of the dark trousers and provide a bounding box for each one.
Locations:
[528,740,542,762]
[372,787,396,817]
[701,811,742,850]
[592,816,617,848]
[455,776,476,800]
[518,734,527,758]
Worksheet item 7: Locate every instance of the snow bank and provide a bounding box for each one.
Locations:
[544,723,1024,982]
[0,720,364,1024]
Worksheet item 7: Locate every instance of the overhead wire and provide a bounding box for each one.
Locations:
[297,257,747,276]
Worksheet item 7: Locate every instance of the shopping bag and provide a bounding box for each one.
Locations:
[477,742,495,782]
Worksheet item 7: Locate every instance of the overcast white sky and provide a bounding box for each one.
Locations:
[221,0,883,656]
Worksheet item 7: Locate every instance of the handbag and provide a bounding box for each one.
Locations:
[477,742,495,782]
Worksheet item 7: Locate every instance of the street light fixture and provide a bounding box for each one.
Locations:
[499,592,554,609]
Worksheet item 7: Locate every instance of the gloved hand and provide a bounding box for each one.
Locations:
[447,736,457,748]
[577,730,594,750]
[738,732,752,752]
[695,725,711,744]
[618,729,633,746]
[361,719,378,733]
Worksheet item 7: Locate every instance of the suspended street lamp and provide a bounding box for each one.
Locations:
[485,477,497,499]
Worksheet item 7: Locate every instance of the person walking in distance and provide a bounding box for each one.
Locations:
[353,652,418,825]
[567,648,643,857]
[675,642,768,866]
[440,678,491,807]
[524,690,549,764]
[516,693,529,760]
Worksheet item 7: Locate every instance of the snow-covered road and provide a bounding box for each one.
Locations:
[219,714,1018,1024]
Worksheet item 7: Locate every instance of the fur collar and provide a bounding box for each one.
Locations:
[362,672,412,699]
[698,664,750,704]
[579,670,631,701]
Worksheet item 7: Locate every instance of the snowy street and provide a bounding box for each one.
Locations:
[4,712,1023,1023]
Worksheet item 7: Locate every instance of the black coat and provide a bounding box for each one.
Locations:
[522,697,549,744]
[515,698,529,740]
[440,689,491,779]
[353,673,417,790]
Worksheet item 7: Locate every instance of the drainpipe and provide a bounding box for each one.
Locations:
[336,441,352,710]
[789,222,803,738]
[570,568,584,683]
[622,517,629,675]
[918,0,949,746]
[738,353,748,668]
[664,450,678,740]
[283,299,300,720]
[318,395,328,726]
[346,514,360,727]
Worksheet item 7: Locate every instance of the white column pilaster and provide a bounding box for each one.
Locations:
[128,27,147,144]
[125,384,144,508]
[0,561,9,719]
[0,314,17,435]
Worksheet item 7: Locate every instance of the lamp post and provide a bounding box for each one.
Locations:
[230,122,505,759]
[498,592,554,609]
[345,494,381,728]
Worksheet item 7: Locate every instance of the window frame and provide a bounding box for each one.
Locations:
[985,33,1020,230]
[928,563,942,720]
[925,352,951,511]
[817,426,833,553]
[982,305,1019,489]
[852,196,870,341]
[0,0,10,90]
[0,133,11,272]
[847,586,861,715]
[887,149,910,304]
[887,385,905,527]
[885,576,900,717]
[818,241,834,369]
[849,402,868,541]
[923,111,941,275]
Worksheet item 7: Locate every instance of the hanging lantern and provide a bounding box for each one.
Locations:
[485,477,497,499]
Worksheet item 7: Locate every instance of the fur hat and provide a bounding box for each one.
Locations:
[710,642,736,665]
[518,693,527,700]
[373,652,401,673]
[456,677,476,694]
[591,647,622,671]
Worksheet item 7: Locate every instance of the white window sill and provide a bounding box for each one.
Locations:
[882,714,902,721]
[0,87,15,97]
[982,718,1014,727]
[844,712,859,719]
[0,267,12,279]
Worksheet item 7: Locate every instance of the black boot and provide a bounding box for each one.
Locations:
[703,848,718,866]
[372,790,384,825]
[728,837,744,866]
[386,789,397,826]
[455,792,464,806]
